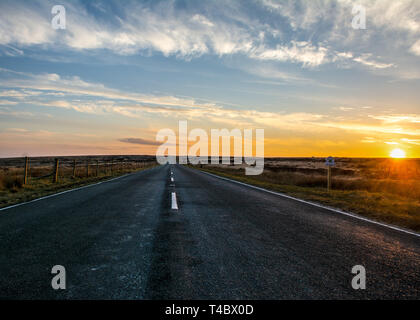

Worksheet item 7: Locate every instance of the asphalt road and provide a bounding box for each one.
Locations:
[0,164,419,299]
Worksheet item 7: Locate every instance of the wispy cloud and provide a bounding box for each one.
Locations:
[0,99,18,105]
[0,0,416,75]
[369,114,420,123]
[410,40,420,56]
[401,138,420,145]
[1,68,419,142]
[118,138,161,146]
[0,1,419,157]
[250,41,329,68]
[353,54,395,69]
[0,67,211,110]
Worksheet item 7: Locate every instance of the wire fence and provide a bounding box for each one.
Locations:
[0,156,157,186]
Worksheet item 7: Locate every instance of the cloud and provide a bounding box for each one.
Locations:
[353,54,395,69]
[0,107,35,118]
[0,68,333,131]
[191,14,214,27]
[0,127,55,137]
[251,41,329,67]
[0,99,18,105]
[337,106,354,112]
[3,128,29,133]
[241,65,311,83]
[0,45,24,57]
[118,138,161,146]
[1,68,419,144]
[0,67,208,110]
[410,40,420,56]
[59,1,254,58]
[369,114,420,123]
[0,1,54,46]
[401,138,420,145]
[0,0,416,74]
[361,137,377,143]
[366,0,420,34]
[320,122,420,136]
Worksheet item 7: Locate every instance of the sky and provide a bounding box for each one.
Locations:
[0,0,419,158]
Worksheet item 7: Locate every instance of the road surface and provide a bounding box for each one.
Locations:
[0,164,419,299]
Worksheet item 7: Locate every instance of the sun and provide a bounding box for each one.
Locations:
[390,148,406,158]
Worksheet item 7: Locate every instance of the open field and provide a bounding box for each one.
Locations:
[1,156,419,232]
[190,157,420,232]
[0,155,157,208]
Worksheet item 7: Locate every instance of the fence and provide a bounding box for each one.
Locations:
[0,156,157,185]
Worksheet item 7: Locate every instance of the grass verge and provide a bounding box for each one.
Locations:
[191,166,420,233]
[0,165,156,209]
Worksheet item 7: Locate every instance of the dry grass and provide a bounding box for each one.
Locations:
[0,173,23,193]
[191,157,420,232]
[210,158,420,199]
[0,155,156,208]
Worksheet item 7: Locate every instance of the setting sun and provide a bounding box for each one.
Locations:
[390,148,406,158]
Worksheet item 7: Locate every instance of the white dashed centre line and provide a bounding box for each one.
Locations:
[171,192,178,210]
[171,177,174,182]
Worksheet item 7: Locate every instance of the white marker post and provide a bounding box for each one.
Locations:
[325,156,335,192]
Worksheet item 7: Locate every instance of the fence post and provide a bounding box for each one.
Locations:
[72,159,76,178]
[53,158,59,183]
[96,160,99,176]
[23,156,29,185]
[111,160,113,175]
[327,166,332,192]
[86,161,89,178]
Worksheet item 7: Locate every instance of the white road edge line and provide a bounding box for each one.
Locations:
[171,192,178,210]
[0,167,155,212]
[197,169,420,238]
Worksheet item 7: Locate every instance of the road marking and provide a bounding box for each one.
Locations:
[171,192,178,210]
[171,177,174,182]
[196,169,420,238]
[0,167,157,212]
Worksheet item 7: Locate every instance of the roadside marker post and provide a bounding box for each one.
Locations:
[72,159,76,178]
[325,156,335,192]
[23,156,29,185]
[53,158,59,183]
[327,166,331,191]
